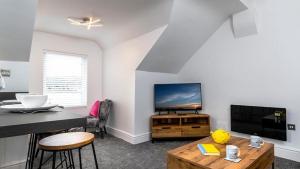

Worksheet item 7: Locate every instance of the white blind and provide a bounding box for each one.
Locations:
[43,51,87,107]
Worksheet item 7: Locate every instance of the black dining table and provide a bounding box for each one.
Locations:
[0,109,86,169]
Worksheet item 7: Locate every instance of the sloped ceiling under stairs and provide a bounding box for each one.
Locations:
[137,0,248,74]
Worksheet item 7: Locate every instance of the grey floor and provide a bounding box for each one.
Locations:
[34,135,300,169]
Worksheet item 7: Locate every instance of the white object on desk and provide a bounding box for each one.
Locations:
[226,145,240,160]
[0,104,58,113]
[17,94,48,108]
[250,135,264,148]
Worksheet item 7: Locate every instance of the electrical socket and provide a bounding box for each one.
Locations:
[287,124,296,130]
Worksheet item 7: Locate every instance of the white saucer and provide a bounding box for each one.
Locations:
[248,144,261,148]
[224,157,241,163]
[248,143,264,149]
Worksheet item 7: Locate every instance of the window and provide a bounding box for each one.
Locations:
[43,51,87,107]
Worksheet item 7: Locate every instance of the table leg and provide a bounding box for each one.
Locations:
[30,134,38,169]
[272,162,275,169]
[25,134,33,169]
[25,133,37,169]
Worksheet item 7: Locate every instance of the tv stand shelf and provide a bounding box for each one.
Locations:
[151,114,210,141]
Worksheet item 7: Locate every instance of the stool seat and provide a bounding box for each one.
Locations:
[39,132,95,151]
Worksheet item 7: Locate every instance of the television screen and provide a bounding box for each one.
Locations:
[231,105,287,141]
[154,83,202,111]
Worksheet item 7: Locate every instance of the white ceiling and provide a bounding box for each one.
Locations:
[35,0,174,48]
[0,0,37,61]
[137,0,247,73]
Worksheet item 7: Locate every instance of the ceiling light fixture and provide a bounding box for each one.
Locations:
[67,17,103,30]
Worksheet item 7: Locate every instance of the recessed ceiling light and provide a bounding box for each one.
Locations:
[67,17,103,30]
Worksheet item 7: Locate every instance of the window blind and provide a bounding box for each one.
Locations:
[43,51,87,107]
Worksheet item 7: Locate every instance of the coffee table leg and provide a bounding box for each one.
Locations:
[272,161,275,169]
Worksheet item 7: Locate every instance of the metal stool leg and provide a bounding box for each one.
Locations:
[67,150,73,169]
[35,149,40,158]
[91,142,99,169]
[38,150,44,169]
[52,152,56,169]
[63,152,68,168]
[78,148,82,169]
[59,152,63,168]
[70,150,75,169]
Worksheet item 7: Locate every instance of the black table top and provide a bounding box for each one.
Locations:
[0,109,86,138]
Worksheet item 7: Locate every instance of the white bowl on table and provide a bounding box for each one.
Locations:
[19,95,48,108]
[15,93,29,102]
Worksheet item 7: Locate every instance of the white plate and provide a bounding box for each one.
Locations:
[2,100,19,103]
[0,104,60,113]
[0,100,21,105]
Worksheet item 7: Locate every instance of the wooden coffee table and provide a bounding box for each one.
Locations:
[167,136,274,169]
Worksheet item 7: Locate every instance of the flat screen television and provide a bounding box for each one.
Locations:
[231,105,287,141]
[154,83,202,112]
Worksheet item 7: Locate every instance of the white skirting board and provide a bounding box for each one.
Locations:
[107,126,300,162]
[106,126,150,145]
[275,145,300,162]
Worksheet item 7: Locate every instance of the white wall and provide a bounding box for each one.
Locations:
[0,136,28,168]
[0,31,103,168]
[103,26,167,143]
[0,62,29,168]
[29,31,103,114]
[178,0,300,162]
[134,71,178,141]
[0,61,28,92]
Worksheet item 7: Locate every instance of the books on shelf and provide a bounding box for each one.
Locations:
[197,144,220,156]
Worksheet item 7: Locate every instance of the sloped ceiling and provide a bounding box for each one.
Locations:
[0,0,37,61]
[35,0,174,49]
[137,0,247,74]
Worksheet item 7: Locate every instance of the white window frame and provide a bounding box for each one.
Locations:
[42,50,88,108]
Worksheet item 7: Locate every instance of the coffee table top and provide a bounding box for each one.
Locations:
[168,136,274,169]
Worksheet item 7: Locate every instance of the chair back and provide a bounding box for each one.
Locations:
[99,99,112,127]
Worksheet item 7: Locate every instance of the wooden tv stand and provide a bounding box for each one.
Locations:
[151,114,210,141]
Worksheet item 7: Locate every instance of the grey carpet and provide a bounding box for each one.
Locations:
[34,134,300,169]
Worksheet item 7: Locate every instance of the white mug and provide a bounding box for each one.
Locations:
[250,136,264,147]
[226,145,240,159]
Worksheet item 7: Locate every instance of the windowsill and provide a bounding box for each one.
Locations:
[63,105,87,109]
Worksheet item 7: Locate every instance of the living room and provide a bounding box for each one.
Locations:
[0,0,299,169]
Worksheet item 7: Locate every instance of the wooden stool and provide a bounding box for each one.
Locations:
[38,132,99,169]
